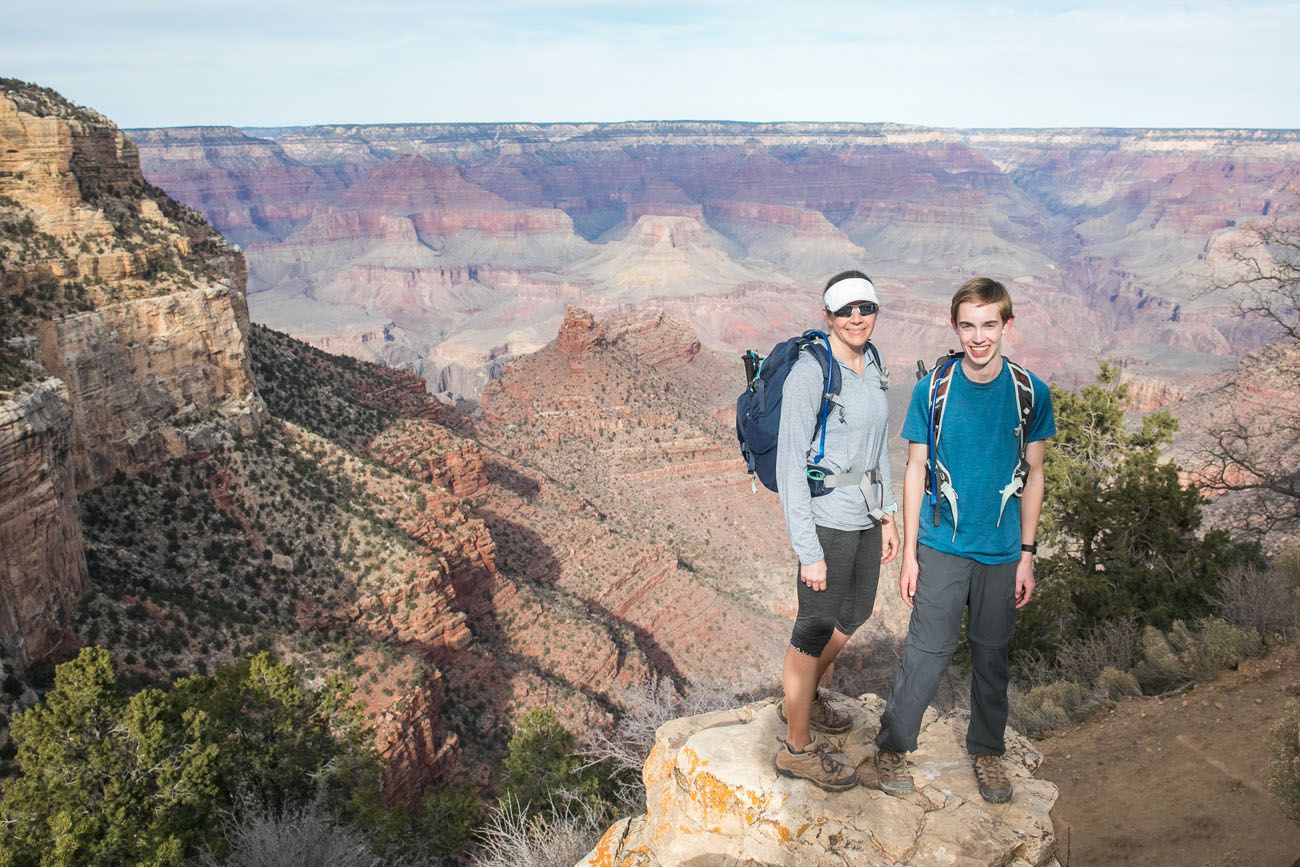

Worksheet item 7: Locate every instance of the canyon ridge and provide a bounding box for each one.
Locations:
[131,121,1299,405]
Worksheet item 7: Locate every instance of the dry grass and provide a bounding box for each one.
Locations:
[202,804,395,867]
[472,796,608,867]
[1268,699,1300,826]
[1216,563,1300,641]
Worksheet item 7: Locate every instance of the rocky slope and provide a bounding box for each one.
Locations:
[129,121,1299,399]
[578,694,1058,866]
[473,306,796,641]
[0,81,678,802]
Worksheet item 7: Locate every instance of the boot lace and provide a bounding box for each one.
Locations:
[877,748,908,777]
[972,754,1008,787]
[806,741,847,775]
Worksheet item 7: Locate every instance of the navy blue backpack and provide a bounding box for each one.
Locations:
[735,330,842,494]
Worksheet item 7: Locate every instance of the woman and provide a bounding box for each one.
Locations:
[773,269,899,791]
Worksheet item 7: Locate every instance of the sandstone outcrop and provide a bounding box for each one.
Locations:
[0,380,87,666]
[580,694,1058,867]
[0,79,264,667]
[36,285,264,489]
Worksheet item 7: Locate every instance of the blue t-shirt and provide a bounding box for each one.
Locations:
[901,359,1056,564]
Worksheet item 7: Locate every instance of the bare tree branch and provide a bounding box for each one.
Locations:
[1192,216,1300,540]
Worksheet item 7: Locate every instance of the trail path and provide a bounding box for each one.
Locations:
[1037,643,1300,867]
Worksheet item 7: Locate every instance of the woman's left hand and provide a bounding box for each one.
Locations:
[880,516,899,564]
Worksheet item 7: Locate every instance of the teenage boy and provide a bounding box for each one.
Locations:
[873,277,1055,803]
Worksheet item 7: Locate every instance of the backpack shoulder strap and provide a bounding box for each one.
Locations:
[927,352,963,449]
[799,331,840,465]
[1004,358,1035,446]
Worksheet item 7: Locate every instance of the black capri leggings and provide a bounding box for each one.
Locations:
[790,524,882,657]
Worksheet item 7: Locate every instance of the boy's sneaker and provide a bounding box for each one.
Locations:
[777,688,853,734]
[971,753,1013,803]
[874,747,916,795]
[773,738,859,792]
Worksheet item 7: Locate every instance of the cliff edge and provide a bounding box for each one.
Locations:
[0,79,265,667]
[579,693,1059,866]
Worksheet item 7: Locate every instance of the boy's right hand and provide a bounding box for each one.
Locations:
[898,555,919,608]
[800,560,827,592]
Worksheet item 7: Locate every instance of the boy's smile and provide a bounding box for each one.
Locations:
[953,301,1012,381]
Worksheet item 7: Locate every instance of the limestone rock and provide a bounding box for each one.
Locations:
[579,693,1059,867]
[0,380,87,666]
[35,285,266,490]
[0,80,266,668]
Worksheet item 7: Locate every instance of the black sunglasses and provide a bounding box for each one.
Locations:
[829,301,879,318]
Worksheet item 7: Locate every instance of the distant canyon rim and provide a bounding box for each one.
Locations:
[129,121,1300,404]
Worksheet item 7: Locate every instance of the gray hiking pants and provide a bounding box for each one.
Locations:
[875,544,1018,756]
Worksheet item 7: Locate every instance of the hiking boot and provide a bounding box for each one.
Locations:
[773,738,860,792]
[971,753,1013,803]
[874,747,915,796]
[777,689,854,734]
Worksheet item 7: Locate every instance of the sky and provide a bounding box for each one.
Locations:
[5,0,1299,129]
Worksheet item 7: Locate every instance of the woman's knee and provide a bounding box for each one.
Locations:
[790,616,837,656]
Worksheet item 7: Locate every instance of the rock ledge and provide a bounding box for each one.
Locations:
[579,693,1059,866]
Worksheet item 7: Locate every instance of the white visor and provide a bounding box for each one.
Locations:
[823,276,879,311]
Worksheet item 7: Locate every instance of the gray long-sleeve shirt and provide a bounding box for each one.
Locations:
[777,347,896,565]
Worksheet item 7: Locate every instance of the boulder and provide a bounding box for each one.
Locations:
[578,693,1059,867]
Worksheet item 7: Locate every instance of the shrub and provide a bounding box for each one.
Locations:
[1008,684,1073,736]
[1010,680,1087,735]
[1277,546,1300,587]
[473,796,607,867]
[202,804,382,867]
[1131,618,1265,694]
[1133,626,1190,693]
[1216,563,1300,641]
[1053,616,1141,686]
[1267,699,1300,826]
[501,708,608,818]
[1188,617,1263,678]
[1096,667,1142,700]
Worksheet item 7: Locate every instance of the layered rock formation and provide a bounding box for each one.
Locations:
[35,285,263,489]
[0,380,86,664]
[580,695,1058,867]
[131,121,1300,399]
[0,79,265,668]
[475,306,796,674]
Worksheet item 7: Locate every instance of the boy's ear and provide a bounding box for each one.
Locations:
[1004,315,1015,335]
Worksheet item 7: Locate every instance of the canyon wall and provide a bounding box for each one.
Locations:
[0,79,265,666]
[0,381,85,665]
[131,121,1300,401]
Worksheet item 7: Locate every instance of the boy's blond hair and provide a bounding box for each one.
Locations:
[950,277,1014,326]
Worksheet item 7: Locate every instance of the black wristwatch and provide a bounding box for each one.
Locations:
[1021,542,1038,555]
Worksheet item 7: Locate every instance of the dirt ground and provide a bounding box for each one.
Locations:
[1037,642,1300,867]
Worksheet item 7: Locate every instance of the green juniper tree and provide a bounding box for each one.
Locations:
[1015,366,1249,664]
[0,649,365,867]
[500,707,610,818]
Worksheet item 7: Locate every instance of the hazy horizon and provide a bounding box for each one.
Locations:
[7,0,1300,130]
